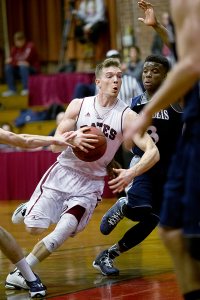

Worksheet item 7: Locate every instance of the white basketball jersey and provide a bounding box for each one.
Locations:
[58,96,130,177]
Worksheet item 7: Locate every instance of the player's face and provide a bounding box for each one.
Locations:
[142,62,167,94]
[96,66,122,98]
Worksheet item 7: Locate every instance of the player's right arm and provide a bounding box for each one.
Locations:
[51,98,99,153]
[138,0,171,48]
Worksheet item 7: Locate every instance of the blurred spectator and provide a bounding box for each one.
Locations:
[2,31,40,97]
[73,49,142,106]
[73,0,107,44]
[122,45,144,88]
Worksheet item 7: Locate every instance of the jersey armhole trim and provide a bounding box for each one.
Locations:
[121,106,130,135]
[75,98,85,127]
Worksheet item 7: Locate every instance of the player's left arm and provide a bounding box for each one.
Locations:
[125,110,160,175]
[108,110,159,193]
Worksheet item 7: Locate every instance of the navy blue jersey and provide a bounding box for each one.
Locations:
[131,95,183,170]
[183,82,200,123]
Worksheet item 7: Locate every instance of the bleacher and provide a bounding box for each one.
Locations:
[0,84,56,136]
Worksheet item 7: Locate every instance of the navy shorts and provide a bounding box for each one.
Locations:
[160,125,200,236]
[127,167,165,216]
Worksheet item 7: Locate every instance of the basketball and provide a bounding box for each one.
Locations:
[73,127,107,162]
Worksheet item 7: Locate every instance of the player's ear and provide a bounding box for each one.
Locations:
[95,78,100,86]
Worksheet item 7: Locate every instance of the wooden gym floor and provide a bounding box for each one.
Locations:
[0,199,182,300]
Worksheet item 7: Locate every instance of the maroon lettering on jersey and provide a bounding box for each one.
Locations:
[80,123,117,140]
[109,128,117,140]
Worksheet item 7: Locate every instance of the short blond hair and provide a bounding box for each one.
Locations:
[95,58,121,78]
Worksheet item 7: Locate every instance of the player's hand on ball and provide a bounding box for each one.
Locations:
[73,127,99,153]
[73,127,107,162]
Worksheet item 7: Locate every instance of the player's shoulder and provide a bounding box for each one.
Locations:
[66,98,84,114]
[69,96,95,115]
[69,97,83,107]
[123,106,138,121]
[72,96,94,104]
[117,97,130,109]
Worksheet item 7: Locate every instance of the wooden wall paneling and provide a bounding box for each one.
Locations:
[106,0,118,50]
[45,0,62,62]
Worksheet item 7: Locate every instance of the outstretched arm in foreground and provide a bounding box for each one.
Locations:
[0,128,73,149]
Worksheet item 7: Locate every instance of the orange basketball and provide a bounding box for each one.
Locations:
[73,127,107,162]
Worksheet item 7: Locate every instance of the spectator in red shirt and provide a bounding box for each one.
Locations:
[2,31,40,97]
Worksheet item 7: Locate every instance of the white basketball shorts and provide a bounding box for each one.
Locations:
[24,162,104,234]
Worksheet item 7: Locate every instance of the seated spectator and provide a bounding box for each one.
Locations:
[2,31,40,97]
[73,0,107,44]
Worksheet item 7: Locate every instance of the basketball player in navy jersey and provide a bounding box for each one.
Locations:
[119,1,200,299]
[0,129,70,298]
[6,58,159,290]
[93,54,183,275]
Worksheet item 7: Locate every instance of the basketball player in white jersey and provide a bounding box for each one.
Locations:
[0,129,70,298]
[6,58,159,289]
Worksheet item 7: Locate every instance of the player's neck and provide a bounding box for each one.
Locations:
[94,96,118,120]
[96,94,118,107]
